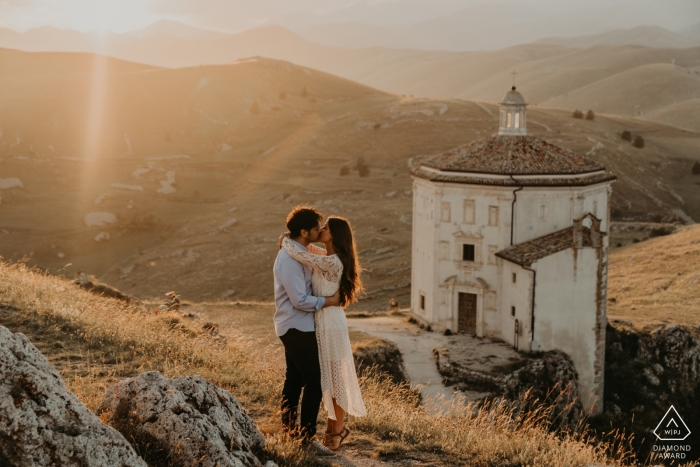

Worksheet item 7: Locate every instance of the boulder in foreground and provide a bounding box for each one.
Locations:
[98,371,264,467]
[0,325,146,467]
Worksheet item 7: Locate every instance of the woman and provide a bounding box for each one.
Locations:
[280,216,367,450]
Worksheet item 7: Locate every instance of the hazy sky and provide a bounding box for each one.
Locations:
[0,0,697,33]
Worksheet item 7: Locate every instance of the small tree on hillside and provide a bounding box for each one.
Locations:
[356,156,370,177]
[339,165,350,176]
[621,130,632,142]
[692,161,700,175]
[358,163,370,177]
[572,109,584,119]
[585,110,595,121]
[632,135,645,148]
[300,86,308,98]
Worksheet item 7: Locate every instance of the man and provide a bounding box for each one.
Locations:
[273,206,340,457]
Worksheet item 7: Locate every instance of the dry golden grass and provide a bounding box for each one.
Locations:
[0,259,673,466]
[607,224,700,331]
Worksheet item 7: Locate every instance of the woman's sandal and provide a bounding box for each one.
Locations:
[322,428,333,448]
[328,427,350,451]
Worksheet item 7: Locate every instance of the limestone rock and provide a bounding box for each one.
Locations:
[97,372,264,467]
[0,326,146,467]
[502,350,583,427]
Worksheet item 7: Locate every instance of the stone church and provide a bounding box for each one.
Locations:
[409,86,616,413]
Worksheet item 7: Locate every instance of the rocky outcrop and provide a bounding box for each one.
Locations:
[434,347,582,427]
[433,347,502,392]
[353,337,409,385]
[502,351,583,428]
[0,326,146,467]
[97,372,264,467]
[599,323,700,461]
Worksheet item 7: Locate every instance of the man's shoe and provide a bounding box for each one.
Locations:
[307,439,337,457]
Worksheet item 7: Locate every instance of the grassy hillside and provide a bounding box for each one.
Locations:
[0,259,640,466]
[607,224,700,330]
[542,63,700,120]
[1,49,700,305]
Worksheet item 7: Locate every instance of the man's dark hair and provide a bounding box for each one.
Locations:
[286,206,323,237]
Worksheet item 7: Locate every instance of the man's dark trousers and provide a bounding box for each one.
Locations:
[279,328,322,440]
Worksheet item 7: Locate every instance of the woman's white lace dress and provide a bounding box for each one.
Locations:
[282,238,367,420]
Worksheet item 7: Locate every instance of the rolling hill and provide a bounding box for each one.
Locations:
[0,25,699,132]
[1,49,699,305]
[541,63,700,117]
[534,25,699,49]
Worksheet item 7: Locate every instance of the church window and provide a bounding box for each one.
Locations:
[441,202,451,222]
[462,244,475,261]
[488,206,499,226]
[506,112,512,128]
[538,203,548,221]
[420,293,425,310]
[515,112,520,128]
[512,272,516,283]
[463,200,475,224]
[511,306,516,317]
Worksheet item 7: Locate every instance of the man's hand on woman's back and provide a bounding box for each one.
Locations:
[324,291,341,308]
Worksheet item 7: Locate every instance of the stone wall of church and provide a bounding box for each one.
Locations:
[411,179,438,325]
[411,180,513,333]
[513,184,610,245]
[499,260,534,351]
[531,246,606,415]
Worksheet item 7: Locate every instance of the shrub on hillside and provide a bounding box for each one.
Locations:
[278,91,286,100]
[621,130,632,142]
[300,86,308,98]
[250,102,259,115]
[339,165,350,176]
[585,110,595,121]
[692,161,700,175]
[358,163,370,177]
[632,135,645,148]
[572,110,584,119]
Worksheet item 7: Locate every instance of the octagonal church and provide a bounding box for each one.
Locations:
[409,86,616,413]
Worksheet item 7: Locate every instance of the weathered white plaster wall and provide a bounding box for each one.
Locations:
[513,184,610,245]
[532,247,605,413]
[412,179,438,325]
[499,260,534,351]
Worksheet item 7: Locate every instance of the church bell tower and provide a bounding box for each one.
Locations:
[498,86,528,136]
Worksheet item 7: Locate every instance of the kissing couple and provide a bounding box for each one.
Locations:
[273,206,367,457]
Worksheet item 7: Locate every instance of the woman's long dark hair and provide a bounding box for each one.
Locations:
[327,216,363,306]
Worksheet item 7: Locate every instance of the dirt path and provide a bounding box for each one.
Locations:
[347,315,525,412]
[347,316,458,412]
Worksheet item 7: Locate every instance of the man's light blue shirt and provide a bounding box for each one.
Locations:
[273,239,325,337]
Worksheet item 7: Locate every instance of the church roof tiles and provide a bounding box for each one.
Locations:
[495,226,604,267]
[421,135,607,176]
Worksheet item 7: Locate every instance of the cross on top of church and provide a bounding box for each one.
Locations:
[511,70,517,89]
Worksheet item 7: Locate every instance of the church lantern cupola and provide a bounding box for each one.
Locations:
[498,86,527,136]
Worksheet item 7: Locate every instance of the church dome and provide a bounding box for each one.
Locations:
[501,86,526,105]
[411,135,617,187]
[422,135,604,175]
